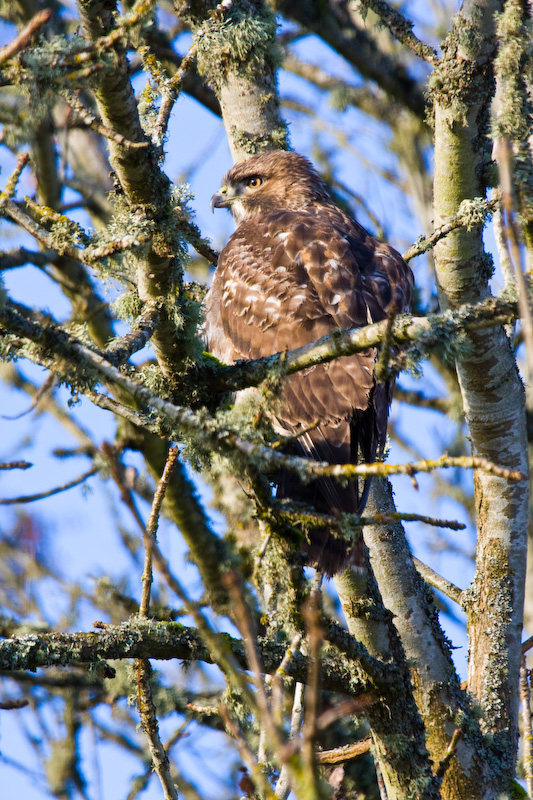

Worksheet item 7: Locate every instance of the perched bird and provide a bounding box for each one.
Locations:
[204,151,412,574]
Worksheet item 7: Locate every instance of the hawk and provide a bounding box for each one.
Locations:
[205,151,412,574]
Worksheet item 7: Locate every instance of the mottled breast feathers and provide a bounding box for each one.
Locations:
[204,151,413,574]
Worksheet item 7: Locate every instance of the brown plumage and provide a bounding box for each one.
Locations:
[205,151,413,574]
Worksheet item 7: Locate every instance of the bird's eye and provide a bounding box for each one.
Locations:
[246,176,263,189]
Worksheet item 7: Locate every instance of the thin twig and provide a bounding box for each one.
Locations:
[0,468,97,505]
[0,153,30,207]
[353,0,438,64]
[412,557,463,604]
[136,659,178,800]
[274,680,304,799]
[317,738,372,764]
[154,42,198,146]
[271,633,303,722]
[273,503,466,537]
[0,9,52,66]
[520,656,533,798]
[0,461,32,470]
[140,446,179,617]
[223,573,280,747]
[62,90,149,149]
[300,586,323,800]
[0,698,30,710]
[402,198,498,262]
[495,138,533,385]
[435,728,463,779]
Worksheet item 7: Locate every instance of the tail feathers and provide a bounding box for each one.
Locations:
[275,382,392,575]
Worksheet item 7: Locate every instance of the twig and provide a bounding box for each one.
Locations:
[522,636,533,654]
[435,728,463,779]
[62,91,149,149]
[0,153,30,207]
[300,587,323,800]
[0,9,52,66]
[271,633,303,721]
[0,698,30,710]
[140,446,179,617]
[412,557,463,604]
[0,467,97,505]
[154,42,198,146]
[103,301,161,367]
[136,659,178,800]
[361,512,465,531]
[2,199,89,265]
[495,138,533,386]
[223,573,280,748]
[274,680,304,799]
[273,502,466,536]
[317,738,372,764]
[402,198,498,262]
[353,0,438,64]
[0,461,32,470]
[394,386,450,414]
[521,656,533,798]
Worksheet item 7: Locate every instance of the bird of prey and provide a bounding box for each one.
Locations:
[204,151,413,574]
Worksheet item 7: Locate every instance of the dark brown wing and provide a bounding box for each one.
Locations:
[205,207,412,573]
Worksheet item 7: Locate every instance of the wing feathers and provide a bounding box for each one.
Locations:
[205,190,412,574]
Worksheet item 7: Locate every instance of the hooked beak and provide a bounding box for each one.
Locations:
[210,187,230,212]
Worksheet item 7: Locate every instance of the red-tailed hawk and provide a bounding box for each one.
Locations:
[205,151,412,574]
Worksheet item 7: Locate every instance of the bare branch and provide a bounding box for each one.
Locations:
[412,557,464,605]
[317,738,372,765]
[0,9,52,66]
[140,446,179,617]
[136,660,178,800]
[402,198,498,262]
[62,91,149,150]
[0,467,97,505]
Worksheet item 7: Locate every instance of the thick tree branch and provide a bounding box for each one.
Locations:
[432,1,529,794]
[0,620,384,698]
[201,293,518,394]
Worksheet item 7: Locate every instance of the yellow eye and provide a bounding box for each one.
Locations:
[246,176,263,189]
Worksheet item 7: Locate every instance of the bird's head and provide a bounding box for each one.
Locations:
[210,151,330,224]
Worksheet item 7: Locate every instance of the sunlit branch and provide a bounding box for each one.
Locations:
[317,738,372,764]
[412,557,463,604]
[202,293,517,394]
